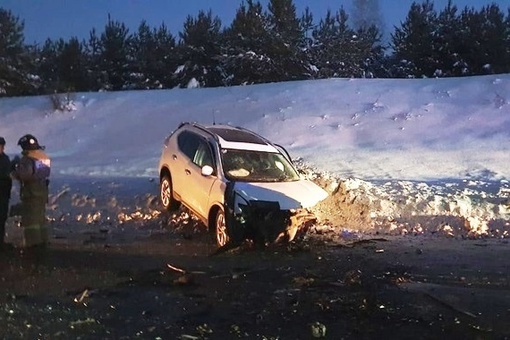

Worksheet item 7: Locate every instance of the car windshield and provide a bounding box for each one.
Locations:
[221,149,300,182]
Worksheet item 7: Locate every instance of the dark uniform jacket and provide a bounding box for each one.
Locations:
[0,153,12,201]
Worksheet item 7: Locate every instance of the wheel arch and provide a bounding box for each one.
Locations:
[159,165,181,211]
[208,204,222,232]
[160,166,171,182]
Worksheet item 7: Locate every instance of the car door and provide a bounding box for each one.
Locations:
[183,139,217,219]
[172,131,200,200]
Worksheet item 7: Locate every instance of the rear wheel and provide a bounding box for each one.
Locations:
[160,175,180,211]
[215,207,229,247]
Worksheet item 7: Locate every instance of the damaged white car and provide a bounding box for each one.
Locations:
[158,122,327,247]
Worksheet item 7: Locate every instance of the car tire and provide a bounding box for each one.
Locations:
[215,207,229,248]
[160,175,180,211]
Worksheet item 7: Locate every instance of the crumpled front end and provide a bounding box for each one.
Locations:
[224,181,324,245]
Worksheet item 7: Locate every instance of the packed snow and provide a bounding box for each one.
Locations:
[1,75,509,243]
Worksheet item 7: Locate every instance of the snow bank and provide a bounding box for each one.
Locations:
[1,75,509,239]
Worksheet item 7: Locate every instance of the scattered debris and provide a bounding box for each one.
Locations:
[344,270,363,286]
[310,321,327,338]
[166,263,206,275]
[196,324,213,336]
[165,263,207,286]
[179,335,200,340]
[293,276,315,287]
[167,263,186,274]
[74,289,91,304]
[69,318,96,328]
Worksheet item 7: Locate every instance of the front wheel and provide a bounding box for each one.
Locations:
[160,175,180,211]
[215,208,229,248]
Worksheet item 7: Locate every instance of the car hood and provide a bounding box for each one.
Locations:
[233,179,328,210]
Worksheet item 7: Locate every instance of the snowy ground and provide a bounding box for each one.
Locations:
[1,74,509,241]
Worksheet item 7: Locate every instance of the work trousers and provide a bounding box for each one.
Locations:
[11,198,48,247]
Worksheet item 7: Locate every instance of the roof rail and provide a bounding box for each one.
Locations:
[187,122,220,142]
[177,121,191,129]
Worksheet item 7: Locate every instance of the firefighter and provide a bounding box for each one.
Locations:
[0,136,12,248]
[11,134,51,248]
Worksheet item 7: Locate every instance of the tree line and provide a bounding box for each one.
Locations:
[1,0,509,97]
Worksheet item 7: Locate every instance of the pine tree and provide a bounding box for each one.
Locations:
[311,9,337,78]
[129,20,153,89]
[300,6,315,78]
[350,0,387,78]
[97,15,132,90]
[266,0,307,81]
[352,25,385,77]
[0,8,33,96]
[457,4,509,75]
[391,0,438,78]
[311,8,360,78]
[130,21,178,89]
[475,4,508,74]
[32,37,87,93]
[176,10,223,88]
[84,29,102,91]
[222,0,276,85]
[58,37,88,91]
[34,38,60,92]
[434,0,462,76]
[151,23,177,88]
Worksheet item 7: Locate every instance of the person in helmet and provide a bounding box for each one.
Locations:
[0,136,13,249]
[10,134,51,248]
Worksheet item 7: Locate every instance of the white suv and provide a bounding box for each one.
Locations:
[158,122,327,247]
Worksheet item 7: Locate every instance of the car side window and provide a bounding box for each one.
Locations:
[177,131,200,160]
[193,140,214,169]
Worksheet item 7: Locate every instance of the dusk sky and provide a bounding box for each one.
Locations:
[2,0,509,44]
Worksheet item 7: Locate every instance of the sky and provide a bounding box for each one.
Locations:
[1,73,509,235]
[2,0,509,45]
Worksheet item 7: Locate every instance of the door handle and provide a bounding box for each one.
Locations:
[172,154,177,160]
[185,169,191,175]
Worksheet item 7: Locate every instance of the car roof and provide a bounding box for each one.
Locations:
[205,126,267,145]
[182,123,279,153]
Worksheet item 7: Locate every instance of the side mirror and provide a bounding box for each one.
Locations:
[201,165,214,176]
